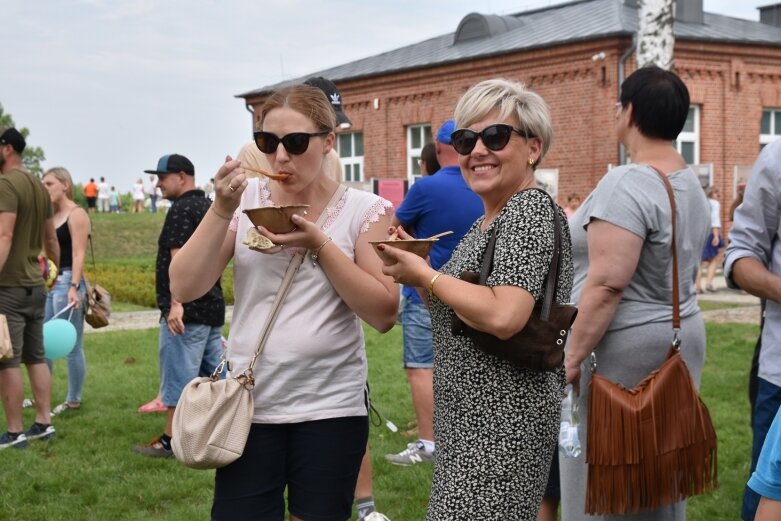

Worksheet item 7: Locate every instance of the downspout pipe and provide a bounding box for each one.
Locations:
[618,35,637,165]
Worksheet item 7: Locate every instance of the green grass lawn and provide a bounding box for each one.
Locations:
[0,321,760,520]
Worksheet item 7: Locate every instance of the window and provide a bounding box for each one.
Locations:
[407,124,432,183]
[337,132,364,182]
[760,108,781,150]
[673,106,699,165]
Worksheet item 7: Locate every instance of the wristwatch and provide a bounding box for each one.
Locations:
[70,283,79,289]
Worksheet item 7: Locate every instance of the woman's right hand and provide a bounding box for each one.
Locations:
[565,355,582,395]
[213,155,247,216]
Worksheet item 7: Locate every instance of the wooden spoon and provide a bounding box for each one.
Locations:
[423,230,454,240]
[241,165,289,181]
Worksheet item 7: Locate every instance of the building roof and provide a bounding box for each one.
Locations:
[237,0,781,98]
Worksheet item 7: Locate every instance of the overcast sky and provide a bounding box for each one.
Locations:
[0,0,771,190]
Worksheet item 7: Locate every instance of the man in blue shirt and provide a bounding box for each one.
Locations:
[385,120,483,465]
[725,138,781,520]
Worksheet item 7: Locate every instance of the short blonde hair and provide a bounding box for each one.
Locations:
[454,78,553,167]
[43,167,74,200]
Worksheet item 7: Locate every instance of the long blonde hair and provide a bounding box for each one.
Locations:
[43,167,75,200]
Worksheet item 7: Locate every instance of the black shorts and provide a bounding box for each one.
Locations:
[86,197,97,208]
[212,416,368,521]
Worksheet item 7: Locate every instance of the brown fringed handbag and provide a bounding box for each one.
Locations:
[585,168,718,515]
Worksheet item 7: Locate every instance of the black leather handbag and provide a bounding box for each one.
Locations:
[451,192,577,371]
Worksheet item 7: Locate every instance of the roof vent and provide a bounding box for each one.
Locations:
[676,0,704,24]
[760,3,781,27]
[454,13,523,44]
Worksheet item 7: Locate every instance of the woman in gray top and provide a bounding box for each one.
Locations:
[560,66,710,521]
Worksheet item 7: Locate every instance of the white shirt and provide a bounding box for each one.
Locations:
[227,178,392,423]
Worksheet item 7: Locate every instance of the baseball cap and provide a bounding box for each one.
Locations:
[0,128,26,153]
[435,120,456,145]
[144,154,194,176]
[304,77,352,128]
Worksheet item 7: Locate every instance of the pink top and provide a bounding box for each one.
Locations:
[228,178,392,423]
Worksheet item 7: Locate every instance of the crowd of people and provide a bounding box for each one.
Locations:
[1,64,779,521]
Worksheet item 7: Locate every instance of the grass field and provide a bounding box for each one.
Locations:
[0,320,760,521]
[7,211,760,519]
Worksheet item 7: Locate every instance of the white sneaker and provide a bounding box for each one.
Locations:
[362,512,391,521]
[384,440,434,466]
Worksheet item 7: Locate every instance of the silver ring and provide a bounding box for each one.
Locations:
[228,183,236,192]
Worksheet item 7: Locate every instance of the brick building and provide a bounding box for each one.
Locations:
[237,0,781,212]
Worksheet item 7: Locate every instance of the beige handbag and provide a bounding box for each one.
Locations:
[0,315,12,360]
[171,185,347,469]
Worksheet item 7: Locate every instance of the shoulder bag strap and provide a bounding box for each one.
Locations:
[648,166,681,345]
[476,188,561,320]
[239,184,348,376]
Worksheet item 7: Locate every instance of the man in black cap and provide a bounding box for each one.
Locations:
[0,128,60,449]
[303,77,353,128]
[133,154,225,457]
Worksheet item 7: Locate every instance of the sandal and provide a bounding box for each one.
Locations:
[137,398,167,413]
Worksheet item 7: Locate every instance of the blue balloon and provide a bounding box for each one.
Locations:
[43,319,77,359]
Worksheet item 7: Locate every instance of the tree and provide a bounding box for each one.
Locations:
[637,0,674,70]
[0,103,46,177]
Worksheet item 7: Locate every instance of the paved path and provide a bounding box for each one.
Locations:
[85,306,234,334]
[87,274,761,334]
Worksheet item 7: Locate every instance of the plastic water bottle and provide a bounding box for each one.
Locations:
[559,384,582,458]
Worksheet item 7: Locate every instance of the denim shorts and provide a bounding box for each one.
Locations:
[0,285,46,369]
[159,320,223,406]
[401,297,433,368]
[212,417,368,521]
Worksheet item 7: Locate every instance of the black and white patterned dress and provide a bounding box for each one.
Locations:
[427,189,574,520]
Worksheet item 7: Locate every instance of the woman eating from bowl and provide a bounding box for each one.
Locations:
[379,78,573,520]
[169,84,398,521]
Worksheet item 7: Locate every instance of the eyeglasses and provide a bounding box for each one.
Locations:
[450,124,534,155]
[254,130,331,155]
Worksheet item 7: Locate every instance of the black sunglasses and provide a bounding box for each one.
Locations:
[450,124,534,155]
[254,130,331,155]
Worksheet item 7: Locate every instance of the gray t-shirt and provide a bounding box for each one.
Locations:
[570,164,710,331]
[725,139,781,387]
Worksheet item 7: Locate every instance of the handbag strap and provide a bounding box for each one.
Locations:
[477,188,562,321]
[225,183,348,381]
[647,166,681,344]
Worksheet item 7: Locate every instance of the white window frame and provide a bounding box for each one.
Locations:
[761,108,781,147]
[336,132,364,183]
[406,124,432,184]
[674,105,700,165]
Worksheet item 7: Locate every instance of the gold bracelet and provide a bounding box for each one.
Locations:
[429,272,443,295]
[210,205,232,221]
[311,237,333,266]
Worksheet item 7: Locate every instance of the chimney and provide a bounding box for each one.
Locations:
[760,4,781,27]
[676,0,704,24]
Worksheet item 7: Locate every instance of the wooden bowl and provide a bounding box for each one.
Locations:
[243,205,309,234]
[369,239,437,266]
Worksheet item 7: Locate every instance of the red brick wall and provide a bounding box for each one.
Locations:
[243,37,781,216]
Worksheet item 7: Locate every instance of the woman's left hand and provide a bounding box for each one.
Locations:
[377,244,432,287]
[67,287,80,308]
[256,213,328,255]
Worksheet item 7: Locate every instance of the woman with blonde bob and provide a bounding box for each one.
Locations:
[169,84,398,521]
[41,167,91,414]
[379,78,573,519]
